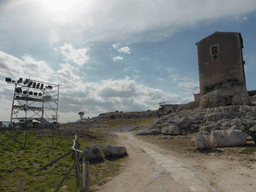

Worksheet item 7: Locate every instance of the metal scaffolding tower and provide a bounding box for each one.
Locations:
[7,77,59,129]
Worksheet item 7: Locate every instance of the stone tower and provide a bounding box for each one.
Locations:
[195,32,249,108]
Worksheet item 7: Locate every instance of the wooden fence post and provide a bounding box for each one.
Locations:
[85,161,89,192]
[82,154,89,192]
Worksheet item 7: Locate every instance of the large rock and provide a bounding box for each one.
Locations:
[162,124,180,135]
[176,101,199,112]
[103,144,127,157]
[199,85,249,109]
[210,126,248,147]
[199,122,218,133]
[195,135,211,149]
[82,144,102,161]
[176,117,191,129]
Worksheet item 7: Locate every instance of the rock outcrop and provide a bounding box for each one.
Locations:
[199,85,249,109]
[162,124,180,135]
[137,105,256,147]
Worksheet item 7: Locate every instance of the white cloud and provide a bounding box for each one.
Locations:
[178,80,199,91]
[0,51,54,82]
[113,43,131,54]
[0,51,24,77]
[112,56,124,61]
[22,55,55,81]
[0,50,195,122]
[57,63,83,87]
[168,70,199,94]
[57,76,189,118]
[119,46,131,54]
[60,43,90,66]
[1,1,256,45]
[245,65,248,73]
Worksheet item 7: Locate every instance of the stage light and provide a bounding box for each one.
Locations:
[24,79,29,84]
[17,78,23,83]
[34,92,38,96]
[36,83,40,88]
[15,87,22,93]
[23,91,28,94]
[5,77,12,83]
[29,91,33,95]
[39,93,42,96]
[28,81,32,87]
[33,82,36,88]
[40,84,44,89]
[48,85,53,89]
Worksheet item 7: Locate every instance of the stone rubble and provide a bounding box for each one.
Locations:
[137,105,256,148]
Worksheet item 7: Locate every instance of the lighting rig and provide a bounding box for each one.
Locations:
[5,77,59,129]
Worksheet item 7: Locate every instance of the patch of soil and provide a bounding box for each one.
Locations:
[136,133,256,192]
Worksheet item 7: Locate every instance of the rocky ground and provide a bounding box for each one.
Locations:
[98,105,256,192]
[137,105,256,148]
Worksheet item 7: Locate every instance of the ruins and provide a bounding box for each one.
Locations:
[195,31,250,108]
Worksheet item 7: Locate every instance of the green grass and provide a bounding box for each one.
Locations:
[97,117,155,131]
[0,129,127,191]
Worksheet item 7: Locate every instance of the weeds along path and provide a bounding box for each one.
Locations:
[98,132,216,192]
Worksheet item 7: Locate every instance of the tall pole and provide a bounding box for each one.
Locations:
[10,83,16,123]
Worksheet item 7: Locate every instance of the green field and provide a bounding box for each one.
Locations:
[96,117,155,130]
[0,129,126,192]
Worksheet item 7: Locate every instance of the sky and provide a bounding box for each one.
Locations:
[1,0,256,123]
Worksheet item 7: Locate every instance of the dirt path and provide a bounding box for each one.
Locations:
[98,132,256,192]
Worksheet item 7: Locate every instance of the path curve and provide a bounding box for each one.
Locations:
[99,132,218,192]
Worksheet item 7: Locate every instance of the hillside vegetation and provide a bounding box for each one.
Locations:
[0,129,126,191]
[96,117,155,130]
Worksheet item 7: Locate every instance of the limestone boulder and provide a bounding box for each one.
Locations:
[210,126,248,147]
[103,144,127,157]
[232,92,250,105]
[199,85,249,109]
[195,135,211,149]
[162,124,180,135]
[176,117,191,129]
[82,144,102,161]
[230,118,242,127]
[199,123,219,133]
[176,101,199,112]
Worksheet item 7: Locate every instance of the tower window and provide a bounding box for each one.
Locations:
[210,45,219,56]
